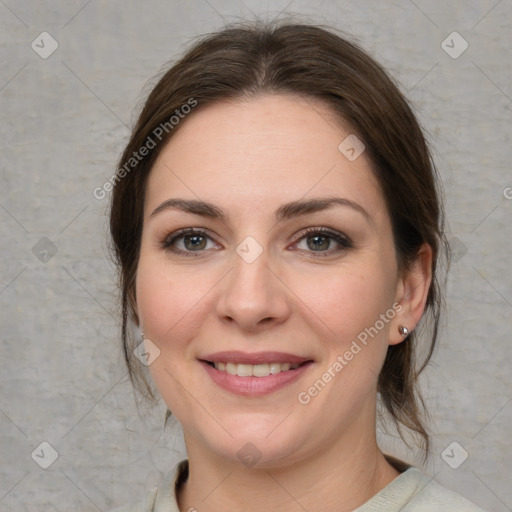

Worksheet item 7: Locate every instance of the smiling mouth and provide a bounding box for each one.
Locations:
[204,361,308,377]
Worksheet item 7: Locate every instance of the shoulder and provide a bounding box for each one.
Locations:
[396,468,487,512]
[357,463,487,512]
[108,487,157,512]
[108,459,187,512]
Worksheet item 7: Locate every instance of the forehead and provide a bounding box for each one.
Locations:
[145,94,387,225]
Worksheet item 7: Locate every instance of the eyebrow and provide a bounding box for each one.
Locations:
[150,197,372,224]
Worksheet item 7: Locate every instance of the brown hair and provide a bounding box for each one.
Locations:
[109,20,449,458]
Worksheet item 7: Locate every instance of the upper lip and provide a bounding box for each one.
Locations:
[200,351,312,365]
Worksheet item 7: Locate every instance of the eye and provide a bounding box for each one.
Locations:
[161,228,221,256]
[292,227,353,255]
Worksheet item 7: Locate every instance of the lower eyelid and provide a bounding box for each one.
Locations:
[293,239,351,254]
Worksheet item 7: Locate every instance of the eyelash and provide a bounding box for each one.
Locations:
[161,227,353,257]
[294,227,353,255]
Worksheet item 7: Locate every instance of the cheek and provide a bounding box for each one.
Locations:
[295,263,395,341]
[134,254,206,412]
[135,253,212,343]
[295,260,397,401]
[295,269,395,417]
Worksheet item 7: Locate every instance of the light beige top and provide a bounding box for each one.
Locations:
[112,458,486,512]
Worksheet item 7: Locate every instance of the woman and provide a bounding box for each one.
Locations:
[110,21,486,511]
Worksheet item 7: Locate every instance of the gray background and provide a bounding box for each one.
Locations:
[1,0,511,510]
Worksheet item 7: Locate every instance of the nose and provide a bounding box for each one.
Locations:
[215,244,292,332]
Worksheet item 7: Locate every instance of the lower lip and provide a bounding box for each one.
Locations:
[201,361,313,396]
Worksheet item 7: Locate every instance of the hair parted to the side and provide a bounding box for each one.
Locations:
[109,19,449,460]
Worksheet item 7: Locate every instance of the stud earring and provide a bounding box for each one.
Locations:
[398,325,410,337]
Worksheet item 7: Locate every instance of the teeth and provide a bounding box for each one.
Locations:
[269,362,281,375]
[253,363,270,377]
[237,364,253,377]
[226,363,237,375]
[213,361,300,377]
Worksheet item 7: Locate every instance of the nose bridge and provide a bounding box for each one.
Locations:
[216,237,290,328]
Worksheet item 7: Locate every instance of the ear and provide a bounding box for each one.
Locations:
[389,243,433,346]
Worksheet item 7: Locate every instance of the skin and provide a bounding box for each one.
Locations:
[135,94,432,512]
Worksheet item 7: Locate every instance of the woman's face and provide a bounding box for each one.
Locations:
[136,94,410,467]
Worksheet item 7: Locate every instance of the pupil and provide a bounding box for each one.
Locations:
[308,235,329,251]
[185,235,206,250]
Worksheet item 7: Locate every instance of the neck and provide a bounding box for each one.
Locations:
[178,427,401,512]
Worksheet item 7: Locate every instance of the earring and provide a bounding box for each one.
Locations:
[398,325,410,337]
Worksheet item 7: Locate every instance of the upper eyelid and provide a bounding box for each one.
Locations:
[163,226,351,250]
[164,227,220,245]
[165,226,345,240]
[297,226,349,238]
[293,227,353,249]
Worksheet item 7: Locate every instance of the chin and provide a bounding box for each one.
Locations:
[188,413,315,470]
